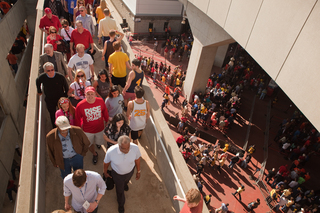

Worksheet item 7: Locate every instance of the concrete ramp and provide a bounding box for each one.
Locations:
[45,132,175,213]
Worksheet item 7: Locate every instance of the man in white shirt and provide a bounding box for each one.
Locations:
[98,9,118,44]
[64,169,106,213]
[68,44,94,82]
[103,135,141,213]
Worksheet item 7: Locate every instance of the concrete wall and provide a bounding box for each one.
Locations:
[122,0,182,16]
[180,0,320,131]
[0,0,35,211]
[111,0,183,35]
[134,17,182,35]
[135,0,183,16]
[15,0,41,211]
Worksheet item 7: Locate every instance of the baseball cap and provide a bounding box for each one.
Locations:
[85,86,96,94]
[55,116,71,130]
[45,8,52,14]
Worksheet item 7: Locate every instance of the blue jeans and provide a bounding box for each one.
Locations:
[10,63,18,73]
[228,161,235,168]
[60,154,84,179]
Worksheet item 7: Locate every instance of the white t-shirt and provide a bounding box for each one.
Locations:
[68,53,93,80]
[104,143,141,175]
[70,80,91,99]
[190,135,197,143]
[61,27,74,41]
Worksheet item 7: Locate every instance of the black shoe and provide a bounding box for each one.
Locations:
[92,152,98,165]
[96,145,101,149]
[124,184,129,191]
[118,206,125,213]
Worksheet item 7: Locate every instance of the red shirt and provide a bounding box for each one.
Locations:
[47,34,62,51]
[75,98,109,133]
[176,136,185,144]
[0,2,11,14]
[180,196,203,213]
[6,53,17,64]
[39,14,62,33]
[182,151,192,160]
[165,86,170,95]
[85,0,93,5]
[70,28,93,50]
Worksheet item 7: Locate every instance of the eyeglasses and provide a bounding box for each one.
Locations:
[46,69,54,72]
[50,31,57,34]
[79,2,84,4]
[59,99,69,105]
[77,75,84,78]
[80,10,84,12]
[63,25,68,28]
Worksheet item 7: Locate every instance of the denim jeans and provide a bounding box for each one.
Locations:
[60,154,83,179]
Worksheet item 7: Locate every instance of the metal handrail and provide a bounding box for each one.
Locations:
[149,116,186,198]
[34,32,46,213]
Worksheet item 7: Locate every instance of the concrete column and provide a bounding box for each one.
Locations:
[182,1,234,101]
[183,38,217,100]
[214,44,229,68]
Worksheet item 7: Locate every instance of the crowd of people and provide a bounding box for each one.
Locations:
[36,1,153,212]
[264,115,320,212]
[161,45,320,212]
[12,0,320,212]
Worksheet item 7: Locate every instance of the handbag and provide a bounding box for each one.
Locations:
[57,40,69,53]
[103,170,114,190]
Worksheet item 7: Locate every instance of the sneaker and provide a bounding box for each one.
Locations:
[124,184,129,191]
[96,145,101,149]
[92,152,98,165]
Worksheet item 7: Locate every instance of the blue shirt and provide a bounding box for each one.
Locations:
[76,14,95,36]
[66,0,75,14]
[58,130,76,158]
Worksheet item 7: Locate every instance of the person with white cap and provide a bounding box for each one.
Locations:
[46,116,91,179]
[75,86,109,165]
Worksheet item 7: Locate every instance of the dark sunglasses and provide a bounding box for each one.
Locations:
[77,75,84,78]
[63,25,68,28]
[80,10,84,12]
[50,31,57,34]
[47,69,54,72]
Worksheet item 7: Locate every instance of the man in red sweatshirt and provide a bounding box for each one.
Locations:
[75,86,109,164]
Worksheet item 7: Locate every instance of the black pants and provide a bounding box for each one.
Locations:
[85,47,96,60]
[45,99,59,128]
[111,168,135,209]
[111,75,127,88]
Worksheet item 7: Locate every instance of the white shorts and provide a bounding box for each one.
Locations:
[85,130,104,146]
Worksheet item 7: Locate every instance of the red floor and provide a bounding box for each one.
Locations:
[132,40,320,212]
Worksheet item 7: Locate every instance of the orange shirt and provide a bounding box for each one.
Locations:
[165,86,170,95]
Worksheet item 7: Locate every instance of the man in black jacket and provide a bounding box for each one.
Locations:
[228,153,240,169]
[36,62,68,128]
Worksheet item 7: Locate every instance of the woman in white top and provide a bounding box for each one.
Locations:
[60,19,74,62]
[68,69,91,106]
